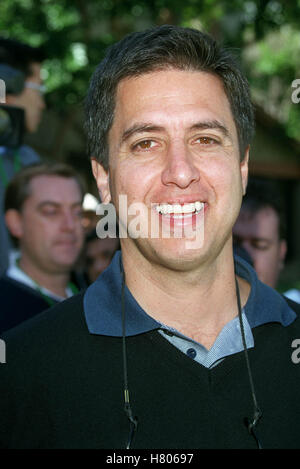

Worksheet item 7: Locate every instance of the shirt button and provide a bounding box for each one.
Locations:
[186,348,197,359]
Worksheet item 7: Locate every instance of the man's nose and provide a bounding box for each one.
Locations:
[61,211,77,231]
[161,142,200,189]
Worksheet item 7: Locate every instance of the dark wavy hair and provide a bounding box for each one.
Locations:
[5,162,85,213]
[85,24,254,170]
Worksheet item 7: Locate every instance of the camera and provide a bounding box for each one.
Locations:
[0,64,25,148]
[0,104,24,148]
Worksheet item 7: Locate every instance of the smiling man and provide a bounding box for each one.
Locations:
[1,25,300,450]
[91,67,250,347]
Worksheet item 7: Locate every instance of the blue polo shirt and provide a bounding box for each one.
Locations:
[84,251,296,368]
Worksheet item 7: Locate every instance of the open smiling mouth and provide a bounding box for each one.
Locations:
[154,201,204,218]
[151,201,205,246]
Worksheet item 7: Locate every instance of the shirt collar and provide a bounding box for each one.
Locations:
[84,251,161,336]
[7,258,72,301]
[83,250,296,337]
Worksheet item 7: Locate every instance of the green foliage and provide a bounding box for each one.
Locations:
[0,0,299,141]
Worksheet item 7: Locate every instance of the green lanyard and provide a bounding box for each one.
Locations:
[0,149,22,188]
[33,283,57,308]
[33,281,79,307]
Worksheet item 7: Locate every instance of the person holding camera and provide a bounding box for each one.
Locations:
[0,38,46,275]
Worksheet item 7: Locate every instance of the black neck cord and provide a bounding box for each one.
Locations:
[121,269,262,449]
[235,277,263,449]
[121,269,138,449]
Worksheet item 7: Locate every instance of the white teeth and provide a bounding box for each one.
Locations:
[155,201,204,215]
[195,201,202,211]
[173,204,182,214]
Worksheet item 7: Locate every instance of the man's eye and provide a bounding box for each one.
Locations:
[252,241,270,251]
[133,140,157,150]
[196,136,217,145]
[41,209,58,216]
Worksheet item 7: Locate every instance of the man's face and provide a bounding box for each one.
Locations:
[7,62,45,133]
[92,69,248,271]
[233,206,287,288]
[10,175,84,273]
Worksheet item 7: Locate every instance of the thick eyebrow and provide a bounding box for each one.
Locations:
[36,201,82,210]
[121,123,165,144]
[190,120,230,139]
[121,119,231,144]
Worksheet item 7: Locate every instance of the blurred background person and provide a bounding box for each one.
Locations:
[83,226,120,285]
[233,244,254,267]
[0,163,85,334]
[0,37,46,275]
[233,177,287,289]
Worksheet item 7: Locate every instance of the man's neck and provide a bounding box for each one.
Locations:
[121,244,251,349]
[18,257,70,298]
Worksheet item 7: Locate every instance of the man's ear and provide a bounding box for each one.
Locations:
[5,209,23,239]
[240,145,250,196]
[91,158,111,204]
